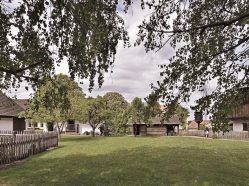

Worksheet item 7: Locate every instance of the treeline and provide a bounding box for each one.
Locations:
[21,74,188,137]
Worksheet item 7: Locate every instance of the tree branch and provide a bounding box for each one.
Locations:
[142,12,249,34]
[0,60,45,74]
[211,36,249,59]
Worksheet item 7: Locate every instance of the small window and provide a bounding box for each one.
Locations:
[40,123,44,128]
[28,123,32,127]
[34,123,38,128]
[243,123,248,131]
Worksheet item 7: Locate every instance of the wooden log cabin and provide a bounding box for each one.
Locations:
[0,91,28,131]
[229,101,249,132]
[226,87,249,132]
[128,115,181,136]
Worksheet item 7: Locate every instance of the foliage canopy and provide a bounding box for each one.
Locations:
[3,1,249,131]
[102,92,129,134]
[136,0,249,130]
[0,0,130,90]
[21,74,85,136]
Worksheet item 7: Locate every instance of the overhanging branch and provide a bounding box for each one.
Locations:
[0,60,45,74]
[142,12,249,34]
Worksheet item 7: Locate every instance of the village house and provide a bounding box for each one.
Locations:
[0,91,99,134]
[0,91,27,131]
[229,101,249,132]
[46,121,100,135]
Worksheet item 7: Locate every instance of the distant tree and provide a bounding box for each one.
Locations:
[20,74,85,138]
[128,97,145,125]
[102,92,129,135]
[143,100,161,125]
[128,97,161,125]
[175,106,189,130]
[111,109,130,135]
[80,96,105,137]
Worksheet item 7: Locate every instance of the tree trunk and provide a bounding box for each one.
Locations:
[92,127,95,137]
[56,122,62,140]
[134,123,137,137]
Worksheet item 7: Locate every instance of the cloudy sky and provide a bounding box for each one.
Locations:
[80,3,175,100]
[6,1,207,119]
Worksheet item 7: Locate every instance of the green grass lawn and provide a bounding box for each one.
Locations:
[0,136,249,186]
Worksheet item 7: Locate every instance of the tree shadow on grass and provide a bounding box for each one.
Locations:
[0,145,248,186]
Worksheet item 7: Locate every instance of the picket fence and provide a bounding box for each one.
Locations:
[0,131,58,165]
[179,130,249,140]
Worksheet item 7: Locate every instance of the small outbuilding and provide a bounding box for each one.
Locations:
[129,115,181,136]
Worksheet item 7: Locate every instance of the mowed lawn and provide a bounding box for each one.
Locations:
[0,136,249,186]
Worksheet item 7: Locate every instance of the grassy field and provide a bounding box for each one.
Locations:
[0,136,249,186]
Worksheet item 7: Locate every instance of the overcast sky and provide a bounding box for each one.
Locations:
[5,1,209,120]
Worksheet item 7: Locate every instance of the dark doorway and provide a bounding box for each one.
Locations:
[47,122,54,131]
[166,125,174,136]
[67,120,75,131]
[133,124,140,135]
[13,117,26,131]
[76,124,79,133]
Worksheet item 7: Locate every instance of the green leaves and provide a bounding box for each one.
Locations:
[127,97,160,126]
[22,74,85,124]
[0,0,129,90]
[102,92,129,134]
[136,0,249,131]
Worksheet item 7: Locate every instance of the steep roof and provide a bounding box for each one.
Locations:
[152,116,181,125]
[188,120,211,129]
[13,99,28,109]
[129,115,181,125]
[0,92,26,117]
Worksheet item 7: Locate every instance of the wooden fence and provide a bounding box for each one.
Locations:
[0,130,43,137]
[0,131,58,165]
[179,130,249,140]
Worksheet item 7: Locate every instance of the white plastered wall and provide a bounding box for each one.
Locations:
[232,120,244,132]
[0,117,13,131]
[75,120,100,134]
[43,123,48,132]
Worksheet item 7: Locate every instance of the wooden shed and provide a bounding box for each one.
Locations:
[129,115,181,136]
